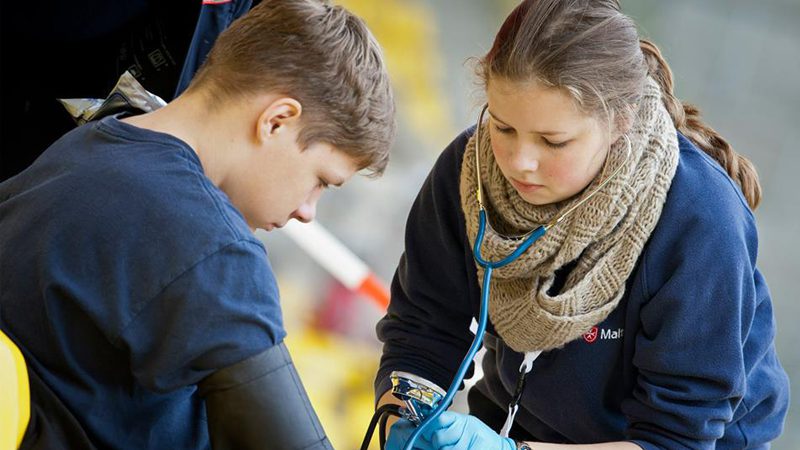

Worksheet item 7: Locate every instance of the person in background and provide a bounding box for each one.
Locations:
[0,1,394,449]
[0,0,202,181]
[375,0,788,449]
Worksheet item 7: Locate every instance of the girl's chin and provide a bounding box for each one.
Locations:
[515,188,550,205]
[517,189,571,207]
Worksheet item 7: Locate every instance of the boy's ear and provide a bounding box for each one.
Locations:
[256,97,303,144]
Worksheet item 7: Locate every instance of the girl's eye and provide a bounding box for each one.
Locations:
[493,124,514,134]
[543,138,569,149]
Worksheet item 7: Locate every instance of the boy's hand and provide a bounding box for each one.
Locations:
[386,411,517,450]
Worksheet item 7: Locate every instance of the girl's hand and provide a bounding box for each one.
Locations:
[386,412,517,450]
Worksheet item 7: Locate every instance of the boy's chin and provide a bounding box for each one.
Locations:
[260,221,287,232]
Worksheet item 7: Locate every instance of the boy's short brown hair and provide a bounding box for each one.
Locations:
[187,0,395,176]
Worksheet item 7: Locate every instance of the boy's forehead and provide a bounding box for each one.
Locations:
[315,143,360,182]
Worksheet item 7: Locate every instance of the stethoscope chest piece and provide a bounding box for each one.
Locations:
[390,371,446,425]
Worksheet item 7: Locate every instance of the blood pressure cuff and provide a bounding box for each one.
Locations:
[198,342,332,450]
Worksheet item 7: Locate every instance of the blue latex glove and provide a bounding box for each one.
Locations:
[387,412,517,450]
[385,418,431,450]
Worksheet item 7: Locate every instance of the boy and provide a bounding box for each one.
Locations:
[0,1,395,449]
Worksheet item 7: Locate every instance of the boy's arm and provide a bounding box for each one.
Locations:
[198,342,332,450]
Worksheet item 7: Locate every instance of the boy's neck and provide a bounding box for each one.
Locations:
[121,93,246,187]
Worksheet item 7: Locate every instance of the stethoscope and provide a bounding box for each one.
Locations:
[361,105,631,450]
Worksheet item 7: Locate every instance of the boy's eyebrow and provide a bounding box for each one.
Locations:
[326,175,346,187]
[487,109,567,136]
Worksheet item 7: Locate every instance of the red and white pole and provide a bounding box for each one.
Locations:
[280,220,390,311]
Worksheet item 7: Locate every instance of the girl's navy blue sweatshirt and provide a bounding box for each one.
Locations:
[375,129,789,449]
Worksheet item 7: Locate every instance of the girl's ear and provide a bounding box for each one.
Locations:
[614,104,637,136]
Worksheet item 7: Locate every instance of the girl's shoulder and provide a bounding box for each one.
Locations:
[641,132,759,287]
[666,132,756,225]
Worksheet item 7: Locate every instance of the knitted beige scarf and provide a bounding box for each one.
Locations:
[459,78,679,353]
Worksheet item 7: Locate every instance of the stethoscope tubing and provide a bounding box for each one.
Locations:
[401,228,498,450]
[474,210,547,269]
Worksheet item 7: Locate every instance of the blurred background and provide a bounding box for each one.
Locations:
[1,0,797,448]
[260,1,799,448]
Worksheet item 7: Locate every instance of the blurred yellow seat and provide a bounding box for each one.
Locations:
[0,329,30,450]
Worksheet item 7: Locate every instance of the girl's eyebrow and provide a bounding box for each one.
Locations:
[487,109,567,136]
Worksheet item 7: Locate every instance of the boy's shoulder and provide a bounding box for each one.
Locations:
[98,118,251,238]
[7,116,254,251]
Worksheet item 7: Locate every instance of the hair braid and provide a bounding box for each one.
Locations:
[640,39,761,209]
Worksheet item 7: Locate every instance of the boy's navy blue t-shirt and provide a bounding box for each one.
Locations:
[0,116,286,449]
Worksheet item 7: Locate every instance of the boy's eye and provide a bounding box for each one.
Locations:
[543,138,569,149]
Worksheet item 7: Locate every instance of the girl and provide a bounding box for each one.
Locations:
[375,1,789,449]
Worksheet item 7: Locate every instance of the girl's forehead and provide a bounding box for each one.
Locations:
[487,79,595,132]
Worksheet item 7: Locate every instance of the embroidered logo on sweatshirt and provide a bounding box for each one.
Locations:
[583,327,599,343]
[582,327,624,343]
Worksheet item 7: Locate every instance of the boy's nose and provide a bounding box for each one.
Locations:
[291,201,317,223]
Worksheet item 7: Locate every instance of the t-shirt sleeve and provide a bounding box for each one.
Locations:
[375,130,479,400]
[118,238,285,392]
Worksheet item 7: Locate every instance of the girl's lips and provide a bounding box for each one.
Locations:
[510,178,544,193]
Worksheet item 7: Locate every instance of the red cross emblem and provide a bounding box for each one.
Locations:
[583,326,599,343]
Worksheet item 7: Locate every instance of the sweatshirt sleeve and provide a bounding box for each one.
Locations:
[621,147,789,449]
[374,130,481,400]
